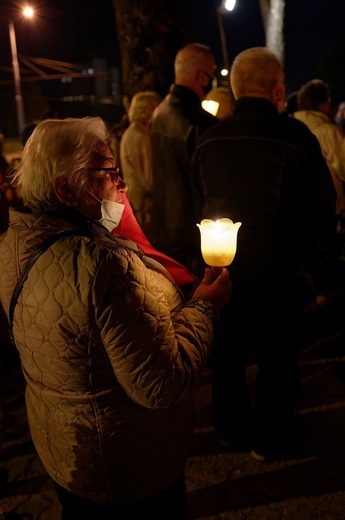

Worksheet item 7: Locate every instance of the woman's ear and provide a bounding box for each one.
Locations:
[54,176,78,206]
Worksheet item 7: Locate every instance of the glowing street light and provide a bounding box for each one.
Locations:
[217,0,236,75]
[8,6,34,136]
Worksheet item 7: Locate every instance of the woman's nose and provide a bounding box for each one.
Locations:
[117,177,128,193]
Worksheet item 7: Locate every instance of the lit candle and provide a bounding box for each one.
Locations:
[201,99,220,116]
[197,218,242,267]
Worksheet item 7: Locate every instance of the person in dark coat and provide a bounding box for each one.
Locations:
[194,47,336,461]
[150,42,218,275]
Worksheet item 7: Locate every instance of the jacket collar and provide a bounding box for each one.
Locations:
[170,84,201,108]
[234,97,279,117]
[17,205,104,238]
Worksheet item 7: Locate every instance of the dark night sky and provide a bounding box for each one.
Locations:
[1,0,345,99]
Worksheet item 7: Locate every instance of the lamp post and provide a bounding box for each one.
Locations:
[6,7,34,137]
[217,0,236,73]
[8,20,25,136]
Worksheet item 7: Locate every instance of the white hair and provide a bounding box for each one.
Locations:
[230,47,283,99]
[11,117,111,208]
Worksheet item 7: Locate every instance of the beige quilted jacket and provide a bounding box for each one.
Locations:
[0,208,215,504]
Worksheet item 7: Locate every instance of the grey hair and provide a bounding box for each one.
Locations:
[230,47,283,99]
[174,42,213,77]
[11,116,111,208]
[127,91,162,123]
[297,79,330,111]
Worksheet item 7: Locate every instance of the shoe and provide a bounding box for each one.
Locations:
[214,420,252,451]
[250,449,268,462]
[250,443,296,462]
[217,432,251,451]
[250,421,304,462]
[218,437,237,449]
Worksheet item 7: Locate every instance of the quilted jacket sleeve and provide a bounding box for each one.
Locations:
[92,242,214,409]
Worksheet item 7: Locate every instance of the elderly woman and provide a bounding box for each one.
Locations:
[0,117,231,520]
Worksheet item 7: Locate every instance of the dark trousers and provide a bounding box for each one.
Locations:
[212,277,305,453]
[54,474,187,520]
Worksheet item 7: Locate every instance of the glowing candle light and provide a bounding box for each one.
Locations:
[202,99,220,116]
[197,218,241,267]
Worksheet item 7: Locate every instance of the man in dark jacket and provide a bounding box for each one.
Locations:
[194,47,336,461]
[150,42,218,274]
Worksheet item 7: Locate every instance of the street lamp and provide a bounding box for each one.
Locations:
[7,6,34,137]
[217,0,236,77]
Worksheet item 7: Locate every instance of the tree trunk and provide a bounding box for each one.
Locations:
[111,0,189,102]
[257,0,286,67]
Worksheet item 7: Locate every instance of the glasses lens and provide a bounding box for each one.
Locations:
[87,167,120,182]
[204,70,214,81]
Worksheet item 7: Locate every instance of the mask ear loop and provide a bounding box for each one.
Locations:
[79,184,103,205]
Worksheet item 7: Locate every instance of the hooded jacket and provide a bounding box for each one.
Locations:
[0,206,215,504]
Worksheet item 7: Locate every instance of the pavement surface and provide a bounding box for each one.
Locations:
[1,284,345,519]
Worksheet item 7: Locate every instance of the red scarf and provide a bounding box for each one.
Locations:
[111,194,197,287]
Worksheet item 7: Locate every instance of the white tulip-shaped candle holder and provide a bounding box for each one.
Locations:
[201,99,220,116]
[197,218,242,270]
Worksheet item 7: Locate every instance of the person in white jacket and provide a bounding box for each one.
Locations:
[120,91,162,241]
[294,79,345,214]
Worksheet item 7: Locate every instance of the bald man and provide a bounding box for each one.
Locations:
[194,47,336,461]
[150,43,218,276]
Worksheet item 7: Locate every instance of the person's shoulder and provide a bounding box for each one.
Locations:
[150,94,171,126]
[197,109,218,134]
[197,116,227,144]
[280,112,318,138]
[322,118,345,137]
[89,235,139,270]
[152,93,170,113]
[279,114,328,159]
[200,108,218,125]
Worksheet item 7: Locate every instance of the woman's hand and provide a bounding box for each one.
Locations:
[192,267,232,311]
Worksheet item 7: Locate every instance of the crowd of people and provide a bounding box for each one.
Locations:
[0,41,344,519]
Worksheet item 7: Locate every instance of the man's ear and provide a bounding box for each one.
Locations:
[272,81,286,112]
[54,176,78,205]
[318,100,330,114]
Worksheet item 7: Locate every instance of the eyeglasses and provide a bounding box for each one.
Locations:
[201,69,215,82]
[87,167,121,182]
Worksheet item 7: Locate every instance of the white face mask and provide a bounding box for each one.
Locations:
[99,199,125,232]
[79,186,125,232]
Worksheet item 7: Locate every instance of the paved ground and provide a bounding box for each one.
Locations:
[1,289,345,519]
